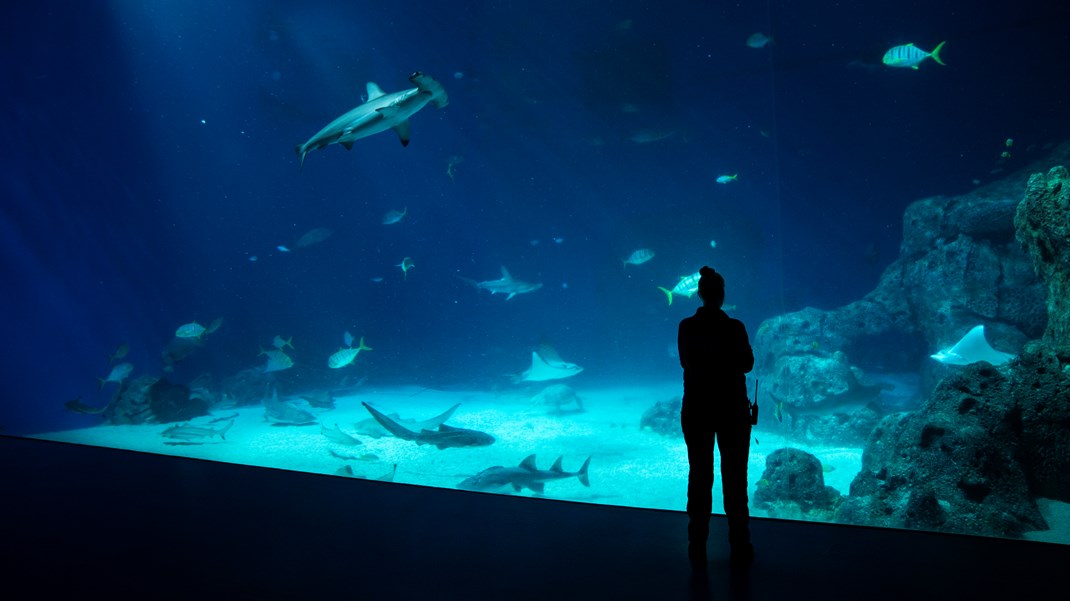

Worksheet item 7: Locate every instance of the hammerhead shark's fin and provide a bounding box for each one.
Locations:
[393,120,411,146]
[366,82,386,101]
[341,141,354,151]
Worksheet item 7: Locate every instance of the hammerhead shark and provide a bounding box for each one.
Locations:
[295,71,448,169]
[459,266,543,300]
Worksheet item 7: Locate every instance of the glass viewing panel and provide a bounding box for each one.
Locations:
[4,1,1069,545]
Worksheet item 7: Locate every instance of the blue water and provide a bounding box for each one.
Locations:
[2,1,1069,435]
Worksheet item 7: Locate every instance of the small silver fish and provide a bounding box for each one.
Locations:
[107,343,129,364]
[259,348,294,373]
[622,248,655,268]
[716,174,738,184]
[382,207,407,224]
[98,362,133,388]
[175,322,206,339]
[343,330,355,347]
[295,227,332,248]
[746,33,772,48]
[272,335,294,350]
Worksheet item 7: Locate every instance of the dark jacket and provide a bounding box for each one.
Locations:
[678,306,754,423]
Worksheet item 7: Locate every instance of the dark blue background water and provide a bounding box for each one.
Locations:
[3,1,1068,434]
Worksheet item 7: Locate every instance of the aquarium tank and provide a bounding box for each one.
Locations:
[4,1,1070,545]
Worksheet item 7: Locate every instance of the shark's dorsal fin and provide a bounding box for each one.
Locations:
[499,266,513,280]
[519,454,538,471]
[550,456,564,473]
[366,82,386,100]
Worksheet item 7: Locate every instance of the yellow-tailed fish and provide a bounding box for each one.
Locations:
[328,337,372,368]
[882,41,945,69]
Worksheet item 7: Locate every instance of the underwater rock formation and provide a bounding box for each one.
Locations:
[763,349,885,445]
[753,448,842,521]
[639,396,682,437]
[838,163,1070,538]
[148,378,207,423]
[101,376,210,424]
[1014,165,1070,350]
[752,150,1070,443]
[104,376,157,424]
[835,361,1048,538]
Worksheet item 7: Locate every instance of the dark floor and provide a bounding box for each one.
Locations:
[2,435,1066,600]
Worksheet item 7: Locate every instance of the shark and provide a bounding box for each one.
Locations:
[295,71,449,169]
[361,402,495,449]
[353,403,461,439]
[458,454,591,494]
[514,344,584,383]
[263,387,318,426]
[930,325,1015,366]
[160,419,234,442]
[459,266,543,300]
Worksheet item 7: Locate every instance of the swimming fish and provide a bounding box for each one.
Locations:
[277,245,292,252]
[343,330,355,347]
[175,321,207,339]
[328,337,373,369]
[206,317,224,334]
[382,207,407,224]
[98,362,134,389]
[294,72,449,169]
[882,41,946,69]
[106,343,129,365]
[746,33,773,48]
[272,335,294,350]
[458,266,543,300]
[716,174,738,184]
[295,227,333,248]
[397,257,415,279]
[657,272,702,305]
[321,423,363,446]
[64,397,109,415]
[930,325,1014,366]
[259,348,294,373]
[622,248,655,268]
[458,454,591,494]
[161,419,234,442]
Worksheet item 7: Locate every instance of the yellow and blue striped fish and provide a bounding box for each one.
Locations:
[882,41,945,69]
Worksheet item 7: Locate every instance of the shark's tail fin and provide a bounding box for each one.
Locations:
[294,144,307,171]
[217,419,235,441]
[577,456,591,487]
[658,286,674,305]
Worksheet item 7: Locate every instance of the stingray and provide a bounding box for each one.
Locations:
[514,344,584,383]
[930,325,1015,366]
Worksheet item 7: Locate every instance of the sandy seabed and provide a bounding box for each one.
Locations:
[32,382,1069,543]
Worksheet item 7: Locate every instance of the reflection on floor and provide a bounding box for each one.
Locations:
[3,436,1066,600]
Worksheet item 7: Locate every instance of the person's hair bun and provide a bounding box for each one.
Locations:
[700,266,716,277]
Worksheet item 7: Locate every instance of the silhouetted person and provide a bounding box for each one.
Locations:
[677,266,754,567]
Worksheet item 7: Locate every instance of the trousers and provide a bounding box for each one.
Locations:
[682,417,751,547]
